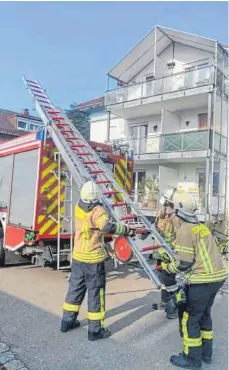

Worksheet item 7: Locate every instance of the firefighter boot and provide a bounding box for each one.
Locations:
[60,312,80,333]
[88,328,111,341]
[170,354,201,369]
[167,307,178,319]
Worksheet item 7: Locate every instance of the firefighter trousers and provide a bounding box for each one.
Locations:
[158,269,178,302]
[178,281,224,366]
[62,259,106,333]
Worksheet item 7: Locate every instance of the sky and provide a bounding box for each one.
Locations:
[0,1,228,113]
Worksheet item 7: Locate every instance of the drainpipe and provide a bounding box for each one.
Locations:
[106,111,111,143]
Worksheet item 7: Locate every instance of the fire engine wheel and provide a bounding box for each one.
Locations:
[0,242,5,267]
[114,236,133,263]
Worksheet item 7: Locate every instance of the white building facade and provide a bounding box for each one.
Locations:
[90,26,228,222]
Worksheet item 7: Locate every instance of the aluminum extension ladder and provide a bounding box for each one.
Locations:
[23,76,177,289]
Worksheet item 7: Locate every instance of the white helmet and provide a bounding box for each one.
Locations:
[80,181,99,203]
[160,187,198,223]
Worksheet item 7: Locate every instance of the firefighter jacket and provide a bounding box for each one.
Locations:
[165,221,227,284]
[73,200,127,264]
[157,213,181,247]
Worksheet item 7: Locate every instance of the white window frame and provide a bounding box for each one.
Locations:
[17,120,28,131]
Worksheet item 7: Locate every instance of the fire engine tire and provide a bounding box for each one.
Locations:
[0,242,5,267]
[114,236,133,263]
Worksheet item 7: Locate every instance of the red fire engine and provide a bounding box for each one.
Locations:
[0,131,133,267]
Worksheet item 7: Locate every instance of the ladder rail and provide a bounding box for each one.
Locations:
[23,77,178,289]
[56,111,177,259]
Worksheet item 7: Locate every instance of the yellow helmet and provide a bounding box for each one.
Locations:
[80,181,99,203]
[160,187,198,222]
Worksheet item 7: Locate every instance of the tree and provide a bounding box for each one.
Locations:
[65,104,90,141]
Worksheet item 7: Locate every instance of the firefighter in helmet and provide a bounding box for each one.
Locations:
[153,192,181,318]
[159,188,226,368]
[60,180,135,341]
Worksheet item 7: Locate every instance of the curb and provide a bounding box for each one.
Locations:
[0,342,28,370]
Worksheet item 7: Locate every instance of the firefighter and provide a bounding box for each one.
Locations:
[60,180,136,341]
[159,188,227,369]
[153,198,181,319]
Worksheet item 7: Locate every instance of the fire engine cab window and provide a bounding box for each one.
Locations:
[18,121,28,130]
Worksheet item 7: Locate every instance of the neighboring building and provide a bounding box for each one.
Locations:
[0,108,43,143]
[89,25,228,222]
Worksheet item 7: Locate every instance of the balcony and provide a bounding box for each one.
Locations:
[127,130,227,160]
[105,66,215,118]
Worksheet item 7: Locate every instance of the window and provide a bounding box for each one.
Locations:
[213,172,219,195]
[133,171,146,192]
[198,171,219,195]
[29,124,40,131]
[18,121,28,130]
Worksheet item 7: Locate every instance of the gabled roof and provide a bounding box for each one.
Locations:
[76,97,104,111]
[0,108,42,136]
[0,109,18,135]
[108,25,218,84]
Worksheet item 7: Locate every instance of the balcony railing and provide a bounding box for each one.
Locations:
[129,130,210,155]
[105,66,214,106]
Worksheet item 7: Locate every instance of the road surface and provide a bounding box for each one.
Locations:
[0,253,227,370]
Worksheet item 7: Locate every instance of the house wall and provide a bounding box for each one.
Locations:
[133,43,213,83]
[90,111,126,143]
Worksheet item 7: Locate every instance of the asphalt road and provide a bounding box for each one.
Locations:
[0,252,227,370]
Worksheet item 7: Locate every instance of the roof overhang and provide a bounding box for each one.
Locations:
[108,25,218,84]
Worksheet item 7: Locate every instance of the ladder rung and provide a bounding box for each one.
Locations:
[88,170,104,174]
[121,214,138,220]
[32,88,43,93]
[44,105,52,109]
[38,99,50,104]
[77,152,92,156]
[111,201,128,207]
[56,123,70,127]
[47,110,60,114]
[61,130,74,134]
[141,246,155,252]
[34,93,47,98]
[28,83,40,88]
[66,137,80,141]
[70,144,85,148]
[96,180,111,184]
[53,117,64,121]
[83,160,97,165]
[135,228,149,234]
[103,190,119,195]
[27,79,39,85]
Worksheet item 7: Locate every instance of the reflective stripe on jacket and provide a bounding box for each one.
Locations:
[73,201,127,264]
[167,222,227,284]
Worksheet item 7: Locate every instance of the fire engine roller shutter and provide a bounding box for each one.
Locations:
[9,149,39,228]
[0,155,13,208]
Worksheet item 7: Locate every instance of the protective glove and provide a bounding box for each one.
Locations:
[124,225,136,237]
[165,288,187,317]
[158,247,170,262]
[127,228,136,237]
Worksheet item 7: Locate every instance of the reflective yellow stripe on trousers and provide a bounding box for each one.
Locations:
[201,330,213,340]
[63,303,80,312]
[87,288,105,325]
[182,312,202,355]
